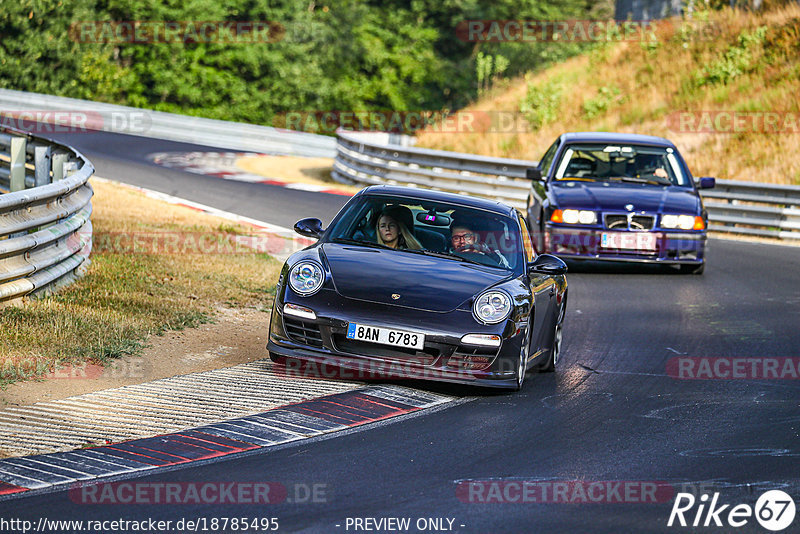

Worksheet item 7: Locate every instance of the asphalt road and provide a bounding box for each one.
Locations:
[2,131,799,533]
[38,129,348,228]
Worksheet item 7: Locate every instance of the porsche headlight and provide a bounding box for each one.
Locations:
[662,214,703,230]
[473,290,512,325]
[288,261,324,296]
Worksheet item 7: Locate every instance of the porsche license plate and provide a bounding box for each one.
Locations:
[601,232,657,251]
[346,323,425,350]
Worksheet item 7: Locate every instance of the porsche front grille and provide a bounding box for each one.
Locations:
[448,344,499,370]
[331,335,439,365]
[284,317,323,348]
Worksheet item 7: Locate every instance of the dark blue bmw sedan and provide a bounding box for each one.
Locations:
[525,132,715,274]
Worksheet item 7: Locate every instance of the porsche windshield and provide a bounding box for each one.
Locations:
[553,143,690,186]
[326,195,527,272]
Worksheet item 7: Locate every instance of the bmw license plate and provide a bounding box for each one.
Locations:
[346,323,425,350]
[601,232,657,251]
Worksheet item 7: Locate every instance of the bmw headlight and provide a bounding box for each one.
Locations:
[661,214,704,230]
[552,209,597,225]
[288,261,324,296]
[473,290,512,325]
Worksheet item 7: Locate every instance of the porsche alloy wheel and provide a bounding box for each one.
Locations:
[552,322,563,367]
[513,324,533,391]
[515,350,527,391]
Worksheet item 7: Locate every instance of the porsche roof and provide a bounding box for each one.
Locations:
[357,185,517,217]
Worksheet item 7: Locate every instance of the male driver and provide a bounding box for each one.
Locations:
[450,219,510,267]
[450,222,479,253]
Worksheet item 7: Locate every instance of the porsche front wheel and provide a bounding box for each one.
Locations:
[514,350,527,391]
[513,324,533,391]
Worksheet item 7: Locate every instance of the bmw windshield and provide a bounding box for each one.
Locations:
[553,144,690,186]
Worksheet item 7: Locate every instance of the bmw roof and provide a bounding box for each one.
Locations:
[357,185,517,217]
[559,131,676,148]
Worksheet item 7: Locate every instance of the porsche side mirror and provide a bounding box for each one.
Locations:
[528,254,567,276]
[697,177,716,189]
[294,217,324,239]
[526,167,542,181]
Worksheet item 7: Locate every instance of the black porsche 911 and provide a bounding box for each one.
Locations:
[267,185,568,390]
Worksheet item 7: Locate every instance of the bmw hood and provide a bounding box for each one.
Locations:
[550,181,700,213]
[321,243,508,312]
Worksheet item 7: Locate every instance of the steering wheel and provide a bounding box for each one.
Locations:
[456,245,504,267]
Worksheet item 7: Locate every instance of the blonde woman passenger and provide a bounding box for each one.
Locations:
[375,206,423,250]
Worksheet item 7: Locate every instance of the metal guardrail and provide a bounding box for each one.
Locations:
[333,130,538,209]
[0,88,336,158]
[0,126,94,303]
[333,130,800,241]
[702,181,800,240]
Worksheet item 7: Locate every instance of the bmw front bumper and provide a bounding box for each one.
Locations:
[545,225,706,265]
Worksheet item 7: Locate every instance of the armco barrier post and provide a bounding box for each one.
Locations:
[34,145,52,187]
[9,137,25,192]
[52,152,68,181]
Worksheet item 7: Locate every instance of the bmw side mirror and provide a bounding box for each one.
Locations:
[294,217,324,239]
[526,168,542,181]
[528,254,567,276]
[697,177,716,189]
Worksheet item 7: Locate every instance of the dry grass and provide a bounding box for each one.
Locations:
[0,180,283,387]
[416,5,800,185]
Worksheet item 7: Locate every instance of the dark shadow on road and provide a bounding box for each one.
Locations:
[564,259,688,275]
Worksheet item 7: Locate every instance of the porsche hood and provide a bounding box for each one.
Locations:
[321,243,508,312]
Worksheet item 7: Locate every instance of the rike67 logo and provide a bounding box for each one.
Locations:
[668,490,796,531]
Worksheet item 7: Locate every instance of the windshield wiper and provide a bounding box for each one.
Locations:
[608,176,670,185]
